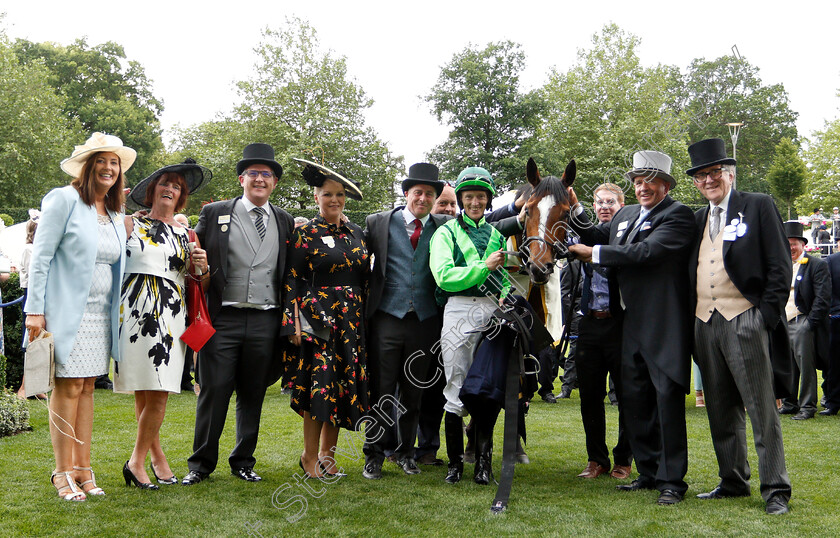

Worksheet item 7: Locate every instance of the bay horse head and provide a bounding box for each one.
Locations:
[520,157,576,285]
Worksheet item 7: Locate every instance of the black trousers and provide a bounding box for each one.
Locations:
[825,318,840,410]
[621,351,688,495]
[576,314,631,468]
[188,307,279,473]
[415,355,446,459]
[363,311,439,463]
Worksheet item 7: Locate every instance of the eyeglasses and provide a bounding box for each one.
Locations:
[692,167,725,183]
[244,170,274,179]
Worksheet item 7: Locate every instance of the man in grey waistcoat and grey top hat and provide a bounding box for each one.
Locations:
[687,137,793,515]
[183,143,295,485]
[361,163,449,479]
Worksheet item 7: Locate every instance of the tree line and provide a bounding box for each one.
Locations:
[1,16,837,218]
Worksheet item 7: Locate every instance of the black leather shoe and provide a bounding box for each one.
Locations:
[362,461,382,480]
[657,489,683,505]
[558,388,572,399]
[766,495,790,515]
[819,408,839,416]
[150,462,178,485]
[181,470,209,486]
[232,467,261,482]
[444,462,463,484]
[473,455,493,485]
[791,410,815,420]
[696,486,750,500]
[778,404,798,415]
[541,392,558,404]
[617,478,655,491]
[397,457,421,475]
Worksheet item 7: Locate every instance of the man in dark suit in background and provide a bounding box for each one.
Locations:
[822,238,840,416]
[362,163,448,479]
[183,143,295,485]
[780,221,831,421]
[572,182,632,481]
[568,150,696,505]
[687,137,793,515]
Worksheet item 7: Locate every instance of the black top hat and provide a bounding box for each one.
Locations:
[784,220,808,244]
[129,158,212,208]
[236,143,283,179]
[686,138,737,176]
[401,163,444,196]
[293,158,363,201]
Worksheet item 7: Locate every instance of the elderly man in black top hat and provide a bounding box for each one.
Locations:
[780,220,831,421]
[687,137,794,515]
[362,163,449,479]
[183,143,295,485]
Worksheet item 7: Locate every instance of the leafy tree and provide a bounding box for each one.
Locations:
[766,137,807,219]
[13,37,164,182]
[679,55,798,196]
[173,18,402,214]
[538,24,690,206]
[0,29,80,207]
[799,113,840,215]
[425,40,545,189]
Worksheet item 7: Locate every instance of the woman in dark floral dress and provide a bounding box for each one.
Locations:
[284,159,369,478]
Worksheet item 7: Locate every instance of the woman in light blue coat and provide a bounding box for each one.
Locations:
[25,133,133,501]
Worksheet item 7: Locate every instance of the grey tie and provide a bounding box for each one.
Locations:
[252,207,267,241]
[710,206,722,241]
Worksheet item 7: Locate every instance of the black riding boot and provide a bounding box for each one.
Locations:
[473,421,494,485]
[463,418,476,463]
[444,412,464,484]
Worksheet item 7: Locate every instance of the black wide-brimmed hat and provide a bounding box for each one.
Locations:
[401,163,444,196]
[784,220,808,244]
[129,158,212,208]
[236,143,283,179]
[293,158,363,201]
[686,138,737,176]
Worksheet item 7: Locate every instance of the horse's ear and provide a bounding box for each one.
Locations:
[562,159,576,187]
[526,157,541,187]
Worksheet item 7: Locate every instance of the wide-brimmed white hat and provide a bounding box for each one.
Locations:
[625,150,676,189]
[60,132,137,178]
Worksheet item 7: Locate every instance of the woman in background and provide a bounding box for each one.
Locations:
[17,216,43,400]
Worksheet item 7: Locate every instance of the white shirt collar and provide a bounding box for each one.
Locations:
[240,196,271,214]
[710,188,732,215]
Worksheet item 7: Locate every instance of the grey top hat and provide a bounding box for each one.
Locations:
[625,150,676,189]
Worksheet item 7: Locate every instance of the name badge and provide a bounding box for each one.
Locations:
[321,236,336,248]
[722,224,736,241]
[218,215,231,224]
[617,221,629,231]
[641,221,652,231]
[616,231,624,238]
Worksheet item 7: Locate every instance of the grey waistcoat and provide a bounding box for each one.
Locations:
[222,201,281,306]
[377,212,438,321]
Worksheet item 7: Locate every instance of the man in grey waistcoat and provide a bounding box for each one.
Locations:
[362,163,448,479]
[183,143,295,485]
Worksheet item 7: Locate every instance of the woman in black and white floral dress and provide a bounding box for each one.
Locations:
[115,160,211,489]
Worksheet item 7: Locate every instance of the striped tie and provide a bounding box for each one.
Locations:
[252,207,266,241]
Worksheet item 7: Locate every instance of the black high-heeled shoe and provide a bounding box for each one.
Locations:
[150,462,178,485]
[123,461,159,490]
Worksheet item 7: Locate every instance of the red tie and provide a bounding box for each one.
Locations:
[410,219,422,250]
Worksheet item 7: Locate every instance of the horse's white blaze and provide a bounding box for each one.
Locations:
[537,195,556,239]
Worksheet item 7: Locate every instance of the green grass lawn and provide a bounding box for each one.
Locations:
[1,382,838,537]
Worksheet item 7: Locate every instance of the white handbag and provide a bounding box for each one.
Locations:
[23,331,54,397]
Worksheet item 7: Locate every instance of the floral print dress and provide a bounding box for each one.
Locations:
[283,215,370,429]
[114,217,188,393]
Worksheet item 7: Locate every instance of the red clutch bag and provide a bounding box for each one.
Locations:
[180,229,215,352]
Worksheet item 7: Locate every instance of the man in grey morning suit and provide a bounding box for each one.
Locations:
[687,138,792,515]
[183,144,295,485]
[362,163,448,479]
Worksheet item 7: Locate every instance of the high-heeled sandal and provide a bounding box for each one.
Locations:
[123,461,159,490]
[51,470,86,502]
[150,462,178,485]
[73,466,105,496]
[318,460,347,478]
